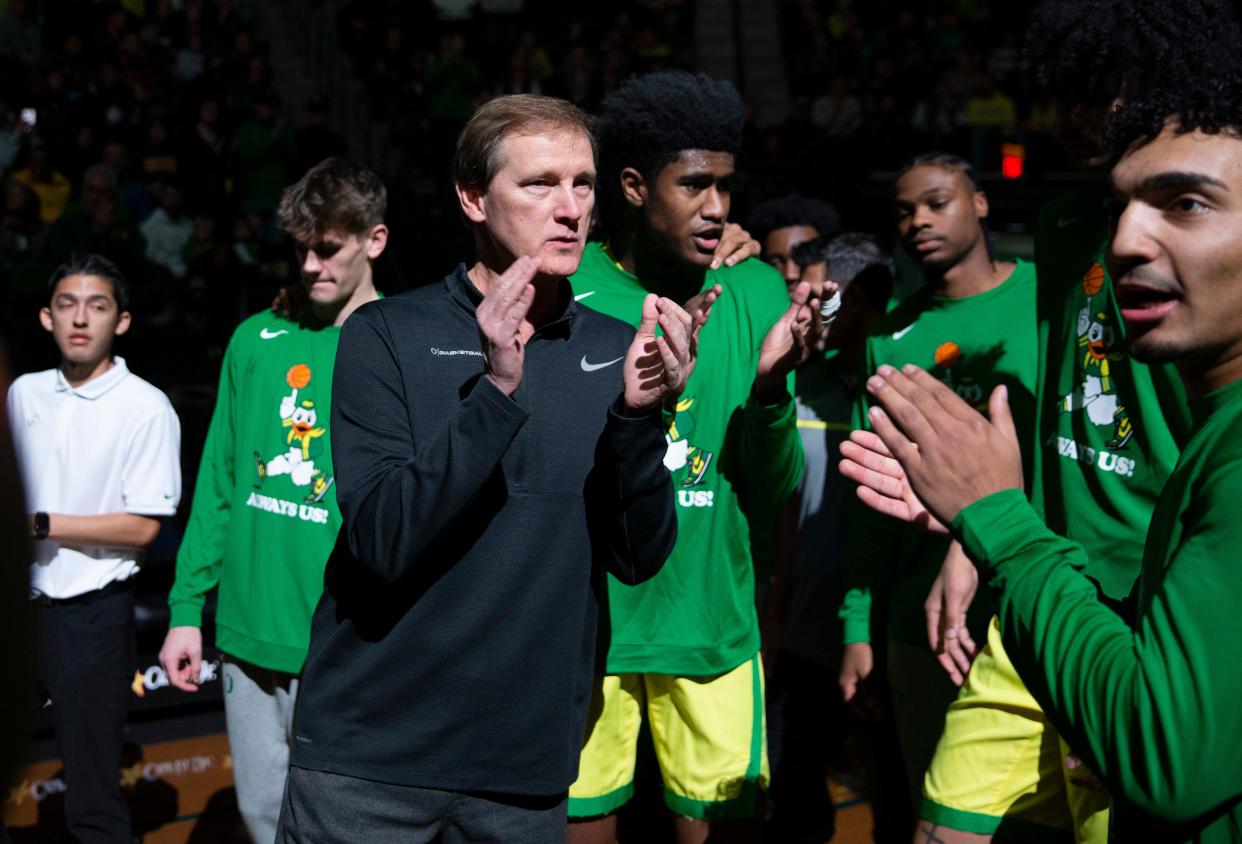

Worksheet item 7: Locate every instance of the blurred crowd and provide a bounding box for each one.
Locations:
[0,0,702,387]
[332,0,696,299]
[0,0,1065,392]
[0,0,346,383]
[758,0,1053,202]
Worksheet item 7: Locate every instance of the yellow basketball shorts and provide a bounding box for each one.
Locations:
[921,617,1110,843]
[567,655,769,821]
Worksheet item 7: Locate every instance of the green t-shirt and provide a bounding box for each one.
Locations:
[841,260,1038,647]
[956,377,1242,842]
[570,242,804,675]
[169,311,345,673]
[1031,188,1191,599]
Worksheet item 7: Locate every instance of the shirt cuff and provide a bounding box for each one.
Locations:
[952,488,1045,580]
[606,397,664,447]
[168,601,204,628]
[746,384,795,423]
[840,588,872,645]
[124,503,177,517]
[472,373,531,423]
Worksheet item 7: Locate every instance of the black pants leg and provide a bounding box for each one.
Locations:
[36,584,134,844]
[766,649,846,843]
[278,766,567,844]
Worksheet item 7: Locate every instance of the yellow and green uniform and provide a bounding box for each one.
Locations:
[954,375,1242,843]
[840,260,1038,804]
[922,189,1192,841]
[840,260,1039,651]
[168,311,345,673]
[566,242,802,819]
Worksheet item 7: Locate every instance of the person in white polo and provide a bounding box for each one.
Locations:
[6,253,181,844]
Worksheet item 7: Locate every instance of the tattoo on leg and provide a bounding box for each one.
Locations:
[921,823,946,844]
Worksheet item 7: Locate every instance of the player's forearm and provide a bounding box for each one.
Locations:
[591,400,676,586]
[36,512,162,548]
[954,489,1240,821]
[338,373,528,585]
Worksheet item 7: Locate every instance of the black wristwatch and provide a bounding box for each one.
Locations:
[33,511,49,541]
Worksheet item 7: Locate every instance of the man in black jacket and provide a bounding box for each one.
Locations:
[277,95,697,842]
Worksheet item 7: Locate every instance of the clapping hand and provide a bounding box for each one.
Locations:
[622,294,699,414]
[476,256,539,396]
[853,365,1022,527]
[754,280,823,401]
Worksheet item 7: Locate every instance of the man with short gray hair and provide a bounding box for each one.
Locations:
[277,94,697,842]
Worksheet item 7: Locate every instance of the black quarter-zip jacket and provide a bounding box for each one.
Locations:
[289,264,676,796]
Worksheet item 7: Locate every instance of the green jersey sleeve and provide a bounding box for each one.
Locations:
[838,340,897,645]
[168,330,242,628]
[955,482,1242,826]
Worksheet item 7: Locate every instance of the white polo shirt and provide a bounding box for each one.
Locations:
[7,357,181,599]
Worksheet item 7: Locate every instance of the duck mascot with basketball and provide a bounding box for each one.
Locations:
[1061,262,1133,450]
[256,362,334,501]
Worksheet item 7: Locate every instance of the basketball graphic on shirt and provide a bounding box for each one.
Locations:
[286,363,312,389]
[934,341,962,368]
[252,362,336,502]
[1082,262,1105,297]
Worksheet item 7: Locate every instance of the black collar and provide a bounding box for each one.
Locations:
[445,263,579,338]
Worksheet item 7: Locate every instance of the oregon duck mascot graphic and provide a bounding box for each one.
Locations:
[663,395,713,488]
[1060,263,1133,449]
[254,363,335,502]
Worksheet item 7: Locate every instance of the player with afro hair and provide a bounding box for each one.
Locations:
[593,70,743,236]
[567,69,823,842]
[747,192,842,284]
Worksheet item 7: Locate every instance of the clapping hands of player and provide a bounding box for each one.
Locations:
[839,429,948,533]
[839,364,1023,530]
[622,293,709,415]
[754,280,824,401]
[476,256,540,396]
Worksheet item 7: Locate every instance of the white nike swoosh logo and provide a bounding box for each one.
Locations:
[892,324,915,341]
[574,291,596,301]
[1057,216,1081,228]
[259,328,288,340]
[580,355,624,372]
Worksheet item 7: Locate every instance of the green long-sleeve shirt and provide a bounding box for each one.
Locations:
[955,376,1242,842]
[168,312,344,673]
[570,242,803,675]
[841,261,1038,647]
[1030,187,1191,600]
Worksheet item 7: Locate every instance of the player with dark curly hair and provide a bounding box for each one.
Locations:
[1026,0,1238,166]
[868,3,1242,843]
[566,70,823,843]
[842,64,1242,844]
[747,192,842,284]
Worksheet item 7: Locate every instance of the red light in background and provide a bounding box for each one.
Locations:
[1002,142,1025,180]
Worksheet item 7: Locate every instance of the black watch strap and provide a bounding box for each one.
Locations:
[34,511,49,541]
